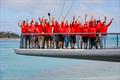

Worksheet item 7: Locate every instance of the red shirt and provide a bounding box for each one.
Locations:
[100,19,113,36]
[29,24,36,33]
[54,22,59,33]
[81,26,88,37]
[96,22,102,33]
[45,24,53,36]
[70,24,75,36]
[21,25,26,33]
[63,25,70,36]
[75,23,81,35]
[89,27,96,38]
[35,24,44,35]
[57,25,63,33]
[100,25,108,36]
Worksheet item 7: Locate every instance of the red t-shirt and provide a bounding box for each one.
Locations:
[70,24,75,36]
[75,23,81,35]
[45,24,53,36]
[100,25,108,36]
[29,24,36,34]
[63,25,69,36]
[35,24,44,35]
[96,22,102,33]
[89,27,96,38]
[57,26,63,34]
[21,25,26,33]
[81,26,88,37]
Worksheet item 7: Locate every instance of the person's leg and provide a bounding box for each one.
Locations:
[89,38,91,49]
[101,36,104,49]
[76,35,80,48]
[20,34,23,48]
[81,37,84,49]
[28,35,31,49]
[64,36,68,48]
[50,36,53,49]
[30,35,33,48]
[71,36,76,49]
[42,36,45,49]
[25,35,28,49]
[85,37,88,49]
[99,36,103,49]
[37,36,40,48]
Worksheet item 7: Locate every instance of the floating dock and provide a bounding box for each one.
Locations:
[15,49,120,62]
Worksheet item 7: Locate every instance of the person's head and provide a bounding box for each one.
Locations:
[22,20,26,25]
[35,21,38,26]
[84,23,87,27]
[93,21,96,27]
[65,20,68,25]
[89,21,93,27]
[103,21,106,25]
[97,20,100,24]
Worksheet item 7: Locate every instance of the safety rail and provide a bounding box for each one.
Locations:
[20,33,120,49]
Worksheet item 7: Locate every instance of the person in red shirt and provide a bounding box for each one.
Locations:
[29,19,36,48]
[81,23,89,49]
[34,21,40,48]
[63,20,71,48]
[89,21,97,49]
[38,17,46,49]
[18,20,26,48]
[75,21,82,49]
[44,21,53,48]
[54,20,59,48]
[24,19,31,49]
[57,24,64,48]
[96,20,103,49]
[100,17,113,48]
[70,21,76,49]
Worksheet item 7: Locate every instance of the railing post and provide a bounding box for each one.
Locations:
[117,33,118,48]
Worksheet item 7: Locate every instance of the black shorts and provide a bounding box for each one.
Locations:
[82,37,88,43]
[58,34,64,42]
[70,36,76,43]
[45,36,52,41]
[33,35,38,42]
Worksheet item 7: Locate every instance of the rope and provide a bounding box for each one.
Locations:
[59,0,66,21]
[65,0,75,19]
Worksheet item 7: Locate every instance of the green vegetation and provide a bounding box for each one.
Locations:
[0,32,20,38]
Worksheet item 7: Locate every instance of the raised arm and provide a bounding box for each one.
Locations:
[106,18,113,27]
[103,16,107,23]
[85,14,87,23]
[18,21,21,27]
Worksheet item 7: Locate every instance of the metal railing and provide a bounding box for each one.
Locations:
[20,33,120,49]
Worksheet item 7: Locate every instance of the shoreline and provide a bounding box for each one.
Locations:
[0,38,20,40]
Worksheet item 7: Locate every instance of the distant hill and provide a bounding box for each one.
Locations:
[0,32,20,38]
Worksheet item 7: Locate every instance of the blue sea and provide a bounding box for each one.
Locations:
[0,39,120,80]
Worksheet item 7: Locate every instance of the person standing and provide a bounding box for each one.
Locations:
[81,23,89,49]
[75,21,82,49]
[18,20,26,48]
[100,17,113,48]
[29,19,36,48]
[89,21,97,49]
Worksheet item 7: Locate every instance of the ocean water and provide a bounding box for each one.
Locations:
[0,39,120,80]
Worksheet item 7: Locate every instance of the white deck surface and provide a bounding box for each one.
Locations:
[15,49,120,62]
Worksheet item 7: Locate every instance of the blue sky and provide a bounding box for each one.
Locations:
[0,0,120,34]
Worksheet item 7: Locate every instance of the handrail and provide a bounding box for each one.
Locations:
[19,33,120,49]
[21,33,120,35]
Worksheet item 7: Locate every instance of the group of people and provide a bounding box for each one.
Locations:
[18,15,113,49]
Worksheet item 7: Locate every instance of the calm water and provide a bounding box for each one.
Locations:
[0,39,120,80]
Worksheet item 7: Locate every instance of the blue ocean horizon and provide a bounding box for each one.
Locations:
[0,39,120,80]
